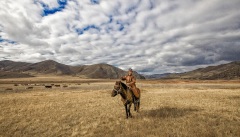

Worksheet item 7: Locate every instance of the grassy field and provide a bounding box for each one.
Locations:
[0,77,240,137]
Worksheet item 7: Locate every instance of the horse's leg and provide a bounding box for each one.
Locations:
[137,100,140,112]
[134,97,137,111]
[128,103,132,118]
[137,89,141,112]
[125,105,128,119]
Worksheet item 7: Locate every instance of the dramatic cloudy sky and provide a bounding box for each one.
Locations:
[0,0,240,74]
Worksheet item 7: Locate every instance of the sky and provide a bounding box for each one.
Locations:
[0,0,240,74]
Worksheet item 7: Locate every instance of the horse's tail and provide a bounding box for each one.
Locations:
[133,88,140,112]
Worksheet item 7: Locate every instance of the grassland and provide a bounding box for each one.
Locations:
[0,77,239,137]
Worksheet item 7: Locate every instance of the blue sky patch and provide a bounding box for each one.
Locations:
[119,24,124,31]
[108,16,113,23]
[76,25,100,35]
[40,0,68,16]
[116,20,129,31]
[0,37,16,44]
[90,0,100,4]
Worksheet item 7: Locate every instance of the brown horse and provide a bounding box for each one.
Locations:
[111,81,140,118]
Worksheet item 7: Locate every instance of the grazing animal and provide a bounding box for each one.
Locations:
[26,87,33,89]
[55,85,61,87]
[63,85,68,88]
[111,81,140,118]
[45,85,52,89]
[5,88,13,91]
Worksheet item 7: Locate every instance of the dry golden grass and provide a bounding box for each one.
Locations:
[0,78,240,137]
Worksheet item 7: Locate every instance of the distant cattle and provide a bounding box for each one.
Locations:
[45,85,52,89]
[26,87,33,89]
[14,84,19,86]
[51,84,55,86]
[55,85,61,87]
[63,85,68,88]
[5,88,13,91]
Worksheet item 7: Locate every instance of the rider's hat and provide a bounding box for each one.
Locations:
[128,68,133,72]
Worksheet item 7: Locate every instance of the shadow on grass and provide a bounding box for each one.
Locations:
[142,107,199,118]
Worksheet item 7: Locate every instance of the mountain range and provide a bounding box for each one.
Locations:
[1,60,240,80]
[144,73,172,79]
[165,61,240,80]
[0,60,145,79]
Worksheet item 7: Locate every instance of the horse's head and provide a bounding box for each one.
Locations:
[111,81,122,97]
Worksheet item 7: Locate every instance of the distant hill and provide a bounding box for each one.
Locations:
[0,60,145,79]
[71,63,145,79]
[0,60,31,71]
[166,61,240,80]
[144,73,172,79]
[22,60,73,75]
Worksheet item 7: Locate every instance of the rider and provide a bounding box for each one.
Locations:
[121,68,140,99]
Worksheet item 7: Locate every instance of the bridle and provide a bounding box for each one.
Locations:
[113,83,122,95]
[113,87,121,94]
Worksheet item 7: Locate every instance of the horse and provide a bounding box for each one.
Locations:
[111,81,140,118]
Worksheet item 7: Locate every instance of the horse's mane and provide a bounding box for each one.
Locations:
[120,81,128,90]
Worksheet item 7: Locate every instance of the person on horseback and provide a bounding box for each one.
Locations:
[121,68,140,100]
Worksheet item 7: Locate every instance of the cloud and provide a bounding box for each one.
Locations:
[0,0,240,74]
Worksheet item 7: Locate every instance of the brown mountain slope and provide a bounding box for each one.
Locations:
[72,63,145,79]
[0,60,31,72]
[167,61,240,80]
[0,60,145,79]
[21,60,73,75]
[72,64,125,79]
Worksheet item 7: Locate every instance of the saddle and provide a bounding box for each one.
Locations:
[128,86,140,99]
